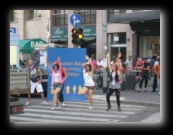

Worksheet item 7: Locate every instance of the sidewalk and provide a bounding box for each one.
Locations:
[92,78,160,107]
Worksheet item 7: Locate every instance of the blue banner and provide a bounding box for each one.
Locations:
[47,48,86,101]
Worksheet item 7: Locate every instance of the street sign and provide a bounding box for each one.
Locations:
[10,27,16,34]
[70,13,82,26]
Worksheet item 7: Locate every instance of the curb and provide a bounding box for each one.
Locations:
[120,100,160,107]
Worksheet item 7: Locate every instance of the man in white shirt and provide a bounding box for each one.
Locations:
[126,56,132,68]
[126,55,132,74]
[97,58,104,67]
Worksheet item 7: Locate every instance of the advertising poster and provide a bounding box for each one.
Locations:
[47,48,86,101]
[39,50,47,71]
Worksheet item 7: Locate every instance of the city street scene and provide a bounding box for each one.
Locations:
[10,10,160,124]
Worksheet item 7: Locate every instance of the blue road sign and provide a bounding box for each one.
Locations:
[70,13,82,26]
[10,27,16,34]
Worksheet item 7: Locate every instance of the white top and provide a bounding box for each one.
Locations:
[52,72,61,82]
[111,72,116,85]
[126,59,132,69]
[153,61,159,68]
[97,60,103,66]
[83,69,95,86]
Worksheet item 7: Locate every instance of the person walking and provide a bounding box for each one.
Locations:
[25,60,48,106]
[138,57,151,92]
[106,53,122,111]
[81,55,95,110]
[46,57,64,110]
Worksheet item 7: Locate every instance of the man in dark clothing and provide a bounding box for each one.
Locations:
[138,57,150,92]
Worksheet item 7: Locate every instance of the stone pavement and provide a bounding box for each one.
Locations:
[92,78,160,107]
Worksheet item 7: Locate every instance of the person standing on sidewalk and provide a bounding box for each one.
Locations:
[46,57,63,110]
[135,57,143,79]
[25,60,48,106]
[151,54,158,92]
[125,55,133,74]
[138,57,151,92]
[154,58,160,95]
[81,55,95,110]
[106,53,122,111]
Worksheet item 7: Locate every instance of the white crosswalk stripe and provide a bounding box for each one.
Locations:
[10,100,147,123]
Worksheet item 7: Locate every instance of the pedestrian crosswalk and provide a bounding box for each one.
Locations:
[10,100,147,123]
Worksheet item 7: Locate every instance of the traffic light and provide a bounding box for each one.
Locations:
[71,28,78,44]
[71,28,84,45]
[78,28,83,39]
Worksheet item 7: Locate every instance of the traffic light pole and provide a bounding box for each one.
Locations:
[102,10,108,93]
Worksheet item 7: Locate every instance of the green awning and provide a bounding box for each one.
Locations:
[19,38,48,54]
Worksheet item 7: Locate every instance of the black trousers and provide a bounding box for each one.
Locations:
[106,88,120,107]
[152,73,157,91]
[59,85,64,102]
[139,74,148,89]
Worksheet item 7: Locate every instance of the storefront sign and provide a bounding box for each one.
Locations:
[80,25,96,37]
[51,27,68,41]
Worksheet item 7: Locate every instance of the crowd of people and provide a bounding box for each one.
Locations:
[24,52,160,112]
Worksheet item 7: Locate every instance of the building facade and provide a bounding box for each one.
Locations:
[10,10,160,67]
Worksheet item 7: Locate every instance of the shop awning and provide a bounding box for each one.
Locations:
[19,38,48,54]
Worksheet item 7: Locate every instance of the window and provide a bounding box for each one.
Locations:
[10,10,18,21]
[29,10,41,19]
[111,32,126,45]
[107,10,126,22]
[52,10,68,27]
[78,10,96,24]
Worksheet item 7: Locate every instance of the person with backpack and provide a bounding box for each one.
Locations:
[106,53,122,111]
